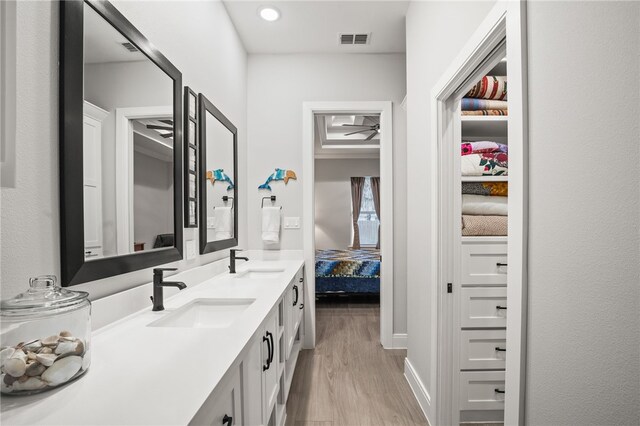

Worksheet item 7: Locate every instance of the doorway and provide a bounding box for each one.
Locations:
[302,101,394,349]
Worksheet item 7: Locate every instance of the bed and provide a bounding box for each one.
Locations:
[315,249,380,294]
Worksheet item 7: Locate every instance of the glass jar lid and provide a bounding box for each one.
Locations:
[1,275,89,315]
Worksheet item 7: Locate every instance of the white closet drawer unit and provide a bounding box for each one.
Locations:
[460,287,507,328]
[461,243,508,285]
[459,371,506,411]
[460,329,507,370]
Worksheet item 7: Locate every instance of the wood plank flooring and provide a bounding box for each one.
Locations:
[285,300,429,426]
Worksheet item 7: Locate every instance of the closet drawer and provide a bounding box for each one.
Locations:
[461,243,507,285]
[459,371,505,411]
[460,287,507,328]
[460,330,507,370]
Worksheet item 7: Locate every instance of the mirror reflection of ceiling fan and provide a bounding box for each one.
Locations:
[146,119,174,138]
[340,116,380,141]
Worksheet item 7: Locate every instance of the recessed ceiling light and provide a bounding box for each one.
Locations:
[259,6,280,22]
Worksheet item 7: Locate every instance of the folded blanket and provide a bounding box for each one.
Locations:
[461,98,508,111]
[462,215,508,236]
[465,76,507,100]
[461,152,508,176]
[461,141,508,155]
[462,182,508,197]
[462,194,508,216]
[462,110,508,116]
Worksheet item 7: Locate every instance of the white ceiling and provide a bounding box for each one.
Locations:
[314,114,380,159]
[223,1,409,54]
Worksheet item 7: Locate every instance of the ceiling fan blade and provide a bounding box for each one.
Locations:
[147,125,173,131]
[160,133,173,138]
[344,129,371,136]
[364,131,377,141]
[341,124,374,127]
[159,119,173,125]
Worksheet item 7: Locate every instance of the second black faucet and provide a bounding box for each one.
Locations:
[229,249,249,273]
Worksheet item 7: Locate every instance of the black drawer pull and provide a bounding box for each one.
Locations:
[494,388,505,394]
[267,331,274,364]
[495,347,506,352]
[293,284,299,306]
[496,262,508,267]
[262,333,271,371]
[496,305,507,310]
[299,303,304,310]
[222,414,232,426]
[299,277,304,282]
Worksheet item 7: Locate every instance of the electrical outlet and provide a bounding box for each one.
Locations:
[186,240,196,260]
[284,217,301,229]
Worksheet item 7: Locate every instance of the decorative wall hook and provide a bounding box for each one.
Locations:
[258,168,297,191]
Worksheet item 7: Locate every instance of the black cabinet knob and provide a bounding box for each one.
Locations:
[496,305,507,310]
[222,414,232,426]
[495,347,506,352]
[494,388,505,394]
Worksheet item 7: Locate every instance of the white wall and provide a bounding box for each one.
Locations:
[314,158,379,250]
[405,2,497,418]
[406,1,640,424]
[525,2,639,424]
[0,0,247,302]
[247,53,407,333]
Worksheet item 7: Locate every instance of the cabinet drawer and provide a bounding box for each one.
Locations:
[459,371,505,411]
[190,365,242,426]
[460,287,507,328]
[460,330,506,370]
[461,243,507,285]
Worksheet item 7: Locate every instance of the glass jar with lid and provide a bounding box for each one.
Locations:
[0,275,91,395]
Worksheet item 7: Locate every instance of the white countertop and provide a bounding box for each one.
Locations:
[1,259,304,426]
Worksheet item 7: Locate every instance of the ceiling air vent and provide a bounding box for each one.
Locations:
[121,42,139,53]
[339,33,370,45]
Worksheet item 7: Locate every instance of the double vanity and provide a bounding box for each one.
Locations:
[1,259,306,426]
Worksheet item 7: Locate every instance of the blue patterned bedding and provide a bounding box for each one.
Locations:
[315,249,380,294]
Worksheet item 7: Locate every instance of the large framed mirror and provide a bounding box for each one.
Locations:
[198,94,238,254]
[60,0,183,286]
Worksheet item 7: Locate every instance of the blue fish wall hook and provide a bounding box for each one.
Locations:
[206,169,235,190]
[258,168,297,191]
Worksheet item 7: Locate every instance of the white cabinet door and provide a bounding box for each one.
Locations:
[82,113,103,253]
[459,371,505,411]
[263,309,279,423]
[284,281,294,360]
[294,273,304,330]
[190,366,242,426]
[460,329,507,370]
[460,287,507,328]
[243,334,264,425]
[461,243,508,285]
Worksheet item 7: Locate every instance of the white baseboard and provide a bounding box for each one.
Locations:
[392,333,408,349]
[404,358,433,425]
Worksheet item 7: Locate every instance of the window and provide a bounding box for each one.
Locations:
[353,177,379,246]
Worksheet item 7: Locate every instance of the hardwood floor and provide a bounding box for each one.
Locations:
[285,300,429,426]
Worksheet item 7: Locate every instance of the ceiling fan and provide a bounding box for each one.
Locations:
[340,116,380,141]
[146,119,174,138]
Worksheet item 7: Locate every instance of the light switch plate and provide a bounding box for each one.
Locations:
[284,217,300,229]
[186,240,196,260]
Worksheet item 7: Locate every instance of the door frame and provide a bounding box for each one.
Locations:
[302,101,394,349]
[430,2,528,425]
[115,105,173,254]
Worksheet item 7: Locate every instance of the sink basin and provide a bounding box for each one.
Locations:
[234,268,285,279]
[148,298,255,329]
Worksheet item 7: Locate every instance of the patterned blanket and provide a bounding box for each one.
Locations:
[315,249,380,278]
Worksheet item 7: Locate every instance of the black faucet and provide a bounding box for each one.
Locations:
[151,268,186,311]
[229,249,249,273]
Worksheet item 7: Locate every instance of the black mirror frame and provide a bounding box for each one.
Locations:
[60,0,183,286]
[198,93,238,254]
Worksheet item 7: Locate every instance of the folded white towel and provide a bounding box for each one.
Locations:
[213,206,233,240]
[262,206,281,244]
[462,194,508,216]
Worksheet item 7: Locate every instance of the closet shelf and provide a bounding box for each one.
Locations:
[461,176,508,182]
[460,115,508,123]
[461,236,508,243]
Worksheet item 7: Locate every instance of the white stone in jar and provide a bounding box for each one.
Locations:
[41,356,82,386]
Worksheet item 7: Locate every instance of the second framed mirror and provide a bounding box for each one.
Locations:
[198,94,238,254]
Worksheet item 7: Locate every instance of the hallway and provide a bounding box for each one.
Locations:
[286,301,428,425]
